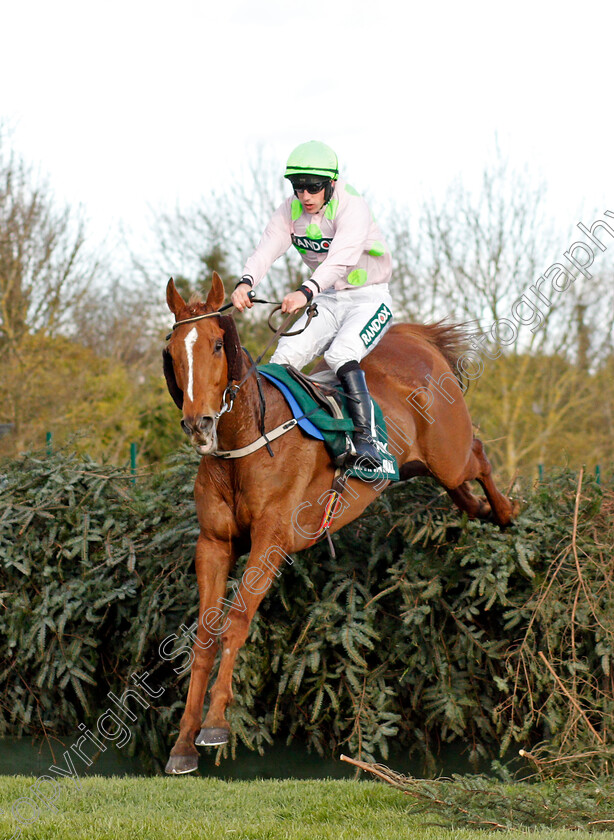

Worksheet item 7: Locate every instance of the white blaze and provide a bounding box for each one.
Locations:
[185,328,198,401]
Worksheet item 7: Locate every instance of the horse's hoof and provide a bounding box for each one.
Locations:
[511,498,522,518]
[165,754,199,775]
[195,726,230,746]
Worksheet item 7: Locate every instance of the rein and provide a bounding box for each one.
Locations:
[220,301,318,425]
[168,295,319,454]
[170,297,318,381]
[167,296,274,334]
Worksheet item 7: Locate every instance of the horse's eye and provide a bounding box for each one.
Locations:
[214,338,223,353]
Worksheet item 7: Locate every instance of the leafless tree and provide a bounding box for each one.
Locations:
[0,130,100,450]
[384,156,614,475]
[136,147,309,301]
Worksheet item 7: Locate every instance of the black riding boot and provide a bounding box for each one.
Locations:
[337,362,382,470]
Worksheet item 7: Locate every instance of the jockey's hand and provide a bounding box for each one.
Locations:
[281,290,308,314]
[231,284,254,312]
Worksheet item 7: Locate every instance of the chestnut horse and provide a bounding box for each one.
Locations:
[162,273,517,774]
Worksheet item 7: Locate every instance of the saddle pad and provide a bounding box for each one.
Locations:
[259,371,325,441]
[259,364,399,483]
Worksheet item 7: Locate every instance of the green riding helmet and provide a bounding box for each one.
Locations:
[284,141,339,181]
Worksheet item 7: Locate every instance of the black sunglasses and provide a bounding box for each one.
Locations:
[293,181,327,195]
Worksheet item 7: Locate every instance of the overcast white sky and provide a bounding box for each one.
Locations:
[2,0,613,256]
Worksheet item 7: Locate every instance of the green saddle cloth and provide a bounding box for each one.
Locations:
[258,363,399,483]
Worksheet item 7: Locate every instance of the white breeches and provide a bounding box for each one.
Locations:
[270,285,394,373]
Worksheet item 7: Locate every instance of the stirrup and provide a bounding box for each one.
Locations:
[347,433,382,470]
[334,429,383,471]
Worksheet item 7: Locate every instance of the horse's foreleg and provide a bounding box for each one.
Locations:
[165,535,234,775]
[197,541,287,746]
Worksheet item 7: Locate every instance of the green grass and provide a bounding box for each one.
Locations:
[0,776,608,839]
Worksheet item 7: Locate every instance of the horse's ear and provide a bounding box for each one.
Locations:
[205,271,225,312]
[163,349,183,409]
[167,278,186,317]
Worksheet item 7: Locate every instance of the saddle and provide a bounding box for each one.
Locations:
[283,366,345,421]
[257,362,398,479]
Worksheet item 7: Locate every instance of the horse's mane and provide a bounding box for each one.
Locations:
[187,294,212,314]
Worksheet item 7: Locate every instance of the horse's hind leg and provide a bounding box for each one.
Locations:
[470,438,518,526]
[442,438,517,527]
[400,458,495,521]
[456,437,517,526]
[446,481,493,520]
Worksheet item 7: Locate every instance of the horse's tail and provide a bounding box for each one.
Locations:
[405,320,471,385]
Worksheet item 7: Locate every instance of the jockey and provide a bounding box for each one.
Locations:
[232,140,393,469]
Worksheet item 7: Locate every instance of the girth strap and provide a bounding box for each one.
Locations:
[308,468,349,559]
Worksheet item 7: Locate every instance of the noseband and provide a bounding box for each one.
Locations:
[167,306,243,423]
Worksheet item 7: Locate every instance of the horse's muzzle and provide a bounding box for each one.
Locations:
[181,415,218,455]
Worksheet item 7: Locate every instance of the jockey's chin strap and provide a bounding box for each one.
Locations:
[168,297,319,454]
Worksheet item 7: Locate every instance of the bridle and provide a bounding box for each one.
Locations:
[168,297,317,340]
[166,301,234,336]
[167,304,240,421]
[167,296,319,427]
